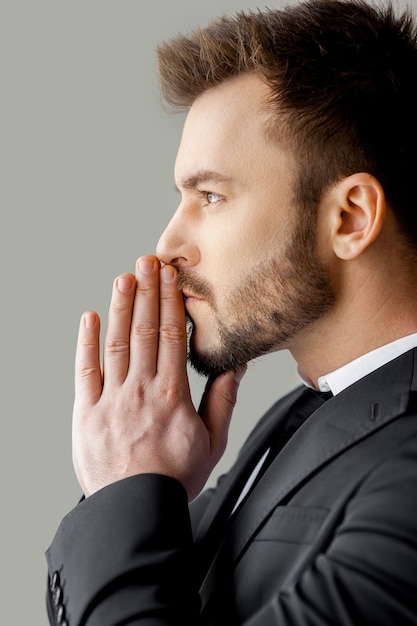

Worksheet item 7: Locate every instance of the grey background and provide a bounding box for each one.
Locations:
[5,0,411,623]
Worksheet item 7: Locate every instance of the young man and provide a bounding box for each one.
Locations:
[46,1,417,624]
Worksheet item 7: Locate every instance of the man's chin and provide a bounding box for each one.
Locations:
[185,319,226,377]
[187,344,248,379]
[188,351,225,378]
[186,317,251,377]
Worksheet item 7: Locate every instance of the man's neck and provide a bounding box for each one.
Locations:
[298,333,417,395]
[290,302,417,390]
[290,231,417,388]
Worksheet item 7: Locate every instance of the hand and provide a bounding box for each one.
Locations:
[72,255,246,500]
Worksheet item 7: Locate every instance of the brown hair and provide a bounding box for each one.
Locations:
[157,0,417,247]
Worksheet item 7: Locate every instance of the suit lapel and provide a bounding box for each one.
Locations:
[199,348,416,612]
[192,386,304,546]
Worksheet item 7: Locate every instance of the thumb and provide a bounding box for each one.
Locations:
[200,365,247,458]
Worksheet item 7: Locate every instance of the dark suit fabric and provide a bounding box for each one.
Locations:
[46,348,417,625]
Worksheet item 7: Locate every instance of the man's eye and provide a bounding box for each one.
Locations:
[206,192,223,205]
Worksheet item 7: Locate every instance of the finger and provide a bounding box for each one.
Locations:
[199,366,247,459]
[157,264,188,376]
[128,255,160,377]
[102,273,136,386]
[74,311,102,406]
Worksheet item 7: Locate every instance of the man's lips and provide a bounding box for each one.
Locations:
[182,290,205,309]
[182,290,203,301]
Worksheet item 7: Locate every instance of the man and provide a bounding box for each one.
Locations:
[46,0,417,624]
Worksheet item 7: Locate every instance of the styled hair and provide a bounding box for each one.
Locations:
[157,0,417,247]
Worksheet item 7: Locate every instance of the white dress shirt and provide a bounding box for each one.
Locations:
[232,333,417,513]
[316,333,417,395]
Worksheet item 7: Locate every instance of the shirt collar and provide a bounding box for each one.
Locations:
[300,333,417,396]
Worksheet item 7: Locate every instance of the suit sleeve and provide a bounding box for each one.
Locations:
[45,474,201,626]
[46,430,417,625]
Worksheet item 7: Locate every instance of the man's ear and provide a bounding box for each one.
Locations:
[327,173,386,260]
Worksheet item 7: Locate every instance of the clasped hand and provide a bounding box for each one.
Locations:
[72,255,245,501]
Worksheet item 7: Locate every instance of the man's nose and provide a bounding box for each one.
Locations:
[156,209,200,268]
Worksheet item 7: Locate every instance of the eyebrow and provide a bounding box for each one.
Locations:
[175,170,234,192]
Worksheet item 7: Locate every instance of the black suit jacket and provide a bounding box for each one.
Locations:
[46,348,417,625]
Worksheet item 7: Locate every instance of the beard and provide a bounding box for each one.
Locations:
[177,212,335,378]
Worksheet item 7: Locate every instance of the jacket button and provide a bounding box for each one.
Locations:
[50,571,60,592]
[53,586,63,607]
[56,604,66,624]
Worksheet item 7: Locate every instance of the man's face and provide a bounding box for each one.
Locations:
[156,74,335,377]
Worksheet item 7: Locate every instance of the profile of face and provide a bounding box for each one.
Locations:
[156,74,335,377]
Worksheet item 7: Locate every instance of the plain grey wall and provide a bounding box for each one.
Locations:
[5,0,411,623]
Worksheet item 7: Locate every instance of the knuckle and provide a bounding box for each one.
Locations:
[78,337,98,348]
[160,381,183,407]
[111,300,131,314]
[160,289,177,301]
[159,324,185,344]
[104,338,130,354]
[163,382,179,401]
[132,321,159,340]
[78,365,101,380]
[126,379,147,404]
[222,390,237,409]
[136,283,154,297]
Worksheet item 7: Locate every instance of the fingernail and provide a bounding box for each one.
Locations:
[138,258,155,274]
[117,276,133,293]
[161,265,176,283]
[84,312,97,329]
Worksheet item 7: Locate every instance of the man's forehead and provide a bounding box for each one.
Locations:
[187,73,271,120]
[176,76,276,163]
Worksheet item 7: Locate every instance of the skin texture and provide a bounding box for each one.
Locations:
[160,75,336,377]
[72,74,417,500]
[73,259,245,500]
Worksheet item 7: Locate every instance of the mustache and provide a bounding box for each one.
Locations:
[177,269,214,303]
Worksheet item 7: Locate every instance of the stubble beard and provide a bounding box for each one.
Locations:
[178,214,336,378]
